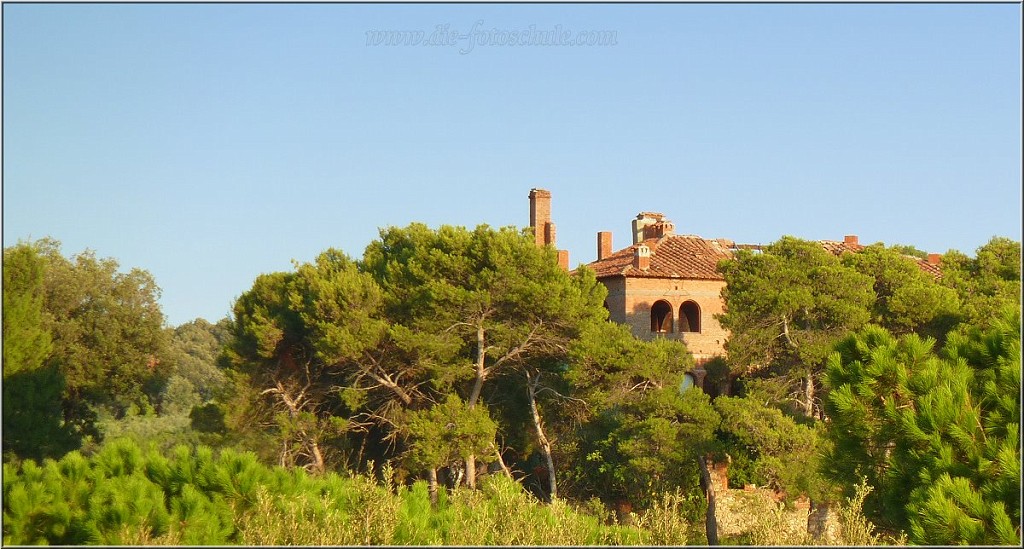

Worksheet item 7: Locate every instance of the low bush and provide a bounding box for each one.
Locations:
[4,438,676,545]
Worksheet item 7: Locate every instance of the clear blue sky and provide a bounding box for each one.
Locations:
[3,3,1021,326]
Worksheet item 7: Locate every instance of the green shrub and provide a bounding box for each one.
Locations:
[3,438,687,546]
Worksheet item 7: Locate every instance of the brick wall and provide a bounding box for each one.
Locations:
[616,277,729,360]
[603,276,628,322]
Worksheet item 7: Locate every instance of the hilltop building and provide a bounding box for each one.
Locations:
[584,212,735,363]
[526,188,943,369]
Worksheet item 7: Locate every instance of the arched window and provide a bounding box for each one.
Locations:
[679,301,701,333]
[651,300,673,333]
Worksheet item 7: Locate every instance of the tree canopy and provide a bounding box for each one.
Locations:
[822,308,1020,544]
[840,243,959,337]
[3,242,52,378]
[939,236,1021,330]
[3,239,168,460]
[718,236,875,417]
[5,227,1018,545]
[223,224,613,488]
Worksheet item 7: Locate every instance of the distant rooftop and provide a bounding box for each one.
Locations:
[585,231,942,279]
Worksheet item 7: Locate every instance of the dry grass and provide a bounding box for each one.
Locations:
[717,480,907,546]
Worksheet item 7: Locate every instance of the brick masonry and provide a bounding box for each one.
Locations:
[606,276,730,361]
[529,188,938,364]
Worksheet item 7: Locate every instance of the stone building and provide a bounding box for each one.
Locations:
[584,211,735,364]
[526,188,943,367]
[527,188,735,373]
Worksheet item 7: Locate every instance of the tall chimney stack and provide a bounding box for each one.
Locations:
[598,231,612,260]
[927,253,942,265]
[844,235,859,247]
[529,188,553,247]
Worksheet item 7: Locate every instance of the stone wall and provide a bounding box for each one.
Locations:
[715,486,841,543]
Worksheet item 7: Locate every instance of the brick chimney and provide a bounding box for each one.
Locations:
[844,235,859,247]
[528,188,569,269]
[633,244,651,270]
[598,231,613,260]
[927,253,941,265]
[644,220,675,240]
[529,188,553,247]
[557,250,570,270]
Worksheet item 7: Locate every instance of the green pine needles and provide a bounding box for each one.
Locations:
[3,438,689,545]
[823,307,1021,545]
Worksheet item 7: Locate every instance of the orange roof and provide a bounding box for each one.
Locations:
[585,235,943,280]
[820,239,943,278]
[818,239,865,256]
[585,235,735,280]
[914,258,943,278]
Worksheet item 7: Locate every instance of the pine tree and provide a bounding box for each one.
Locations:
[718,236,874,418]
[840,243,960,337]
[823,308,1021,544]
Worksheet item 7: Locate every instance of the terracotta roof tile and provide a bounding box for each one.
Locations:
[820,240,943,277]
[586,235,943,279]
[915,258,943,278]
[819,240,864,256]
[586,235,735,280]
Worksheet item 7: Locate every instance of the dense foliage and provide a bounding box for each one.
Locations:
[718,236,875,418]
[3,242,52,378]
[34,239,168,422]
[3,230,1019,546]
[563,321,708,509]
[220,224,661,505]
[840,244,960,337]
[2,438,683,545]
[939,236,1021,330]
[712,394,823,499]
[717,235,1021,544]
[823,308,1020,544]
[2,243,67,460]
[4,239,170,461]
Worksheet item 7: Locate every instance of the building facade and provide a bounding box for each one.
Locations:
[584,214,735,363]
[526,188,942,366]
